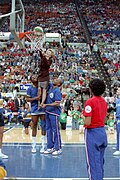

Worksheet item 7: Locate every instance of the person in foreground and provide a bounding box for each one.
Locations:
[82,78,108,180]
[42,78,62,156]
[113,87,120,156]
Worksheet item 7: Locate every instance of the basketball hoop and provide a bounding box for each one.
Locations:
[26,27,44,50]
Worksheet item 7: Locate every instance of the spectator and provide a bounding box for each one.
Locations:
[59,108,67,130]
[4,105,13,125]
[78,114,84,134]
[16,105,25,125]
[64,96,71,115]
[14,96,21,112]
[7,98,14,112]
[68,89,75,99]
[70,102,80,130]
[107,113,115,134]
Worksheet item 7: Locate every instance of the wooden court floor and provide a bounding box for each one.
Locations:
[3,125,116,144]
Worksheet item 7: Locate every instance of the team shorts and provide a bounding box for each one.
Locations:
[38,81,49,89]
[31,107,45,116]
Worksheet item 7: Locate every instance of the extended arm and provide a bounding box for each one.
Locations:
[42,101,60,108]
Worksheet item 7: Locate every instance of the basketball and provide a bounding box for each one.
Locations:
[34,26,44,35]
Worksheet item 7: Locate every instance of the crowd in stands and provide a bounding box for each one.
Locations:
[0,45,118,128]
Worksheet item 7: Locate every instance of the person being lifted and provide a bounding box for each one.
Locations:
[37,49,54,108]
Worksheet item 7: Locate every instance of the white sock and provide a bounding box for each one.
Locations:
[0,149,1,154]
[32,137,36,148]
[41,135,46,147]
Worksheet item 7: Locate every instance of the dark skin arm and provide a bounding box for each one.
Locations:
[42,101,60,108]
[84,116,91,126]
[26,95,41,102]
[81,113,91,126]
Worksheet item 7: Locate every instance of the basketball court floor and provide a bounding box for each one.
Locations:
[2,125,120,180]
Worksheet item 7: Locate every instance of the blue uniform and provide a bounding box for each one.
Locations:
[45,84,62,151]
[116,98,120,151]
[27,85,38,114]
[27,85,45,130]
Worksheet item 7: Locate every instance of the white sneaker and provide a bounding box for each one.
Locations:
[0,153,8,159]
[8,122,10,125]
[113,151,120,156]
[52,149,62,156]
[44,148,55,154]
[40,147,45,153]
[32,147,36,153]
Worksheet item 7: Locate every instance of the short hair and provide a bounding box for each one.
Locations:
[89,78,106,96]
[58,78,63,87]
[30,74,38,82]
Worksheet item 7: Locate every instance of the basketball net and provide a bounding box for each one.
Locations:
[26,31,44,50]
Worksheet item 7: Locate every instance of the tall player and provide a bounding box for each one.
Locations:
[26,74,46,153]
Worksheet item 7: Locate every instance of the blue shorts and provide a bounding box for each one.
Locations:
[31,107,45,116]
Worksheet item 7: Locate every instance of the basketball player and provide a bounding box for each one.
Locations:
[26,74,46,153]
[83,78,108,180]
[42,78,63,155]
[113,87,120,156]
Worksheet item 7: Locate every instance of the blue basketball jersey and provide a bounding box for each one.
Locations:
[27,85,38,113]
[46,84,62,116]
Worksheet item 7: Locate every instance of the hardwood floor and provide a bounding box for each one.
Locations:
[3,126,116,144]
